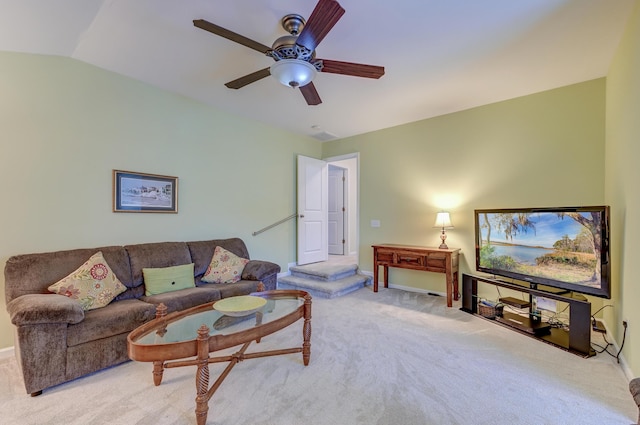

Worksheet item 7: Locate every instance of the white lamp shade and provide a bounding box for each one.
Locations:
[270,59,317,88]
[433,212,453,228]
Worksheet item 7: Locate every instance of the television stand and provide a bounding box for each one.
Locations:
[462,274,595,357]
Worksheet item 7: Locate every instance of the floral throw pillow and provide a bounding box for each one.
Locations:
[48,251,127,311]
[201,246,249,284]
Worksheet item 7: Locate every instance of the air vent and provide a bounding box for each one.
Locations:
[311,131,338,142]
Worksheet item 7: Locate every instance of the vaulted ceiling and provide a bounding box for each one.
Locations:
[0,0,635,140]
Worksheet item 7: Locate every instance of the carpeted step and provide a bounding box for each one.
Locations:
[278,273,371,299]
[289,263,359,281]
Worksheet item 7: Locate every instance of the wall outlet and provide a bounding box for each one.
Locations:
[370,219,381,228]
[623,319,629,328]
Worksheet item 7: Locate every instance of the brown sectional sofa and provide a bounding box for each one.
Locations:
[4,238,280,396]
[632,377,640,424]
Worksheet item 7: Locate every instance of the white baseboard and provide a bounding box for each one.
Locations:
[388,283,446,298]
[277,262,297,278]
[0,346,15,360]
[359,270,446,296]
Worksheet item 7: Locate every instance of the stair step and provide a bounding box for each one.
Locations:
[289,263,358,281]
[278,273,371,299]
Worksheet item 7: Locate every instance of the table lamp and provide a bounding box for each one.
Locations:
[433,212,453,249]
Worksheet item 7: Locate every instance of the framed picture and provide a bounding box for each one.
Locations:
[113,170,178,213]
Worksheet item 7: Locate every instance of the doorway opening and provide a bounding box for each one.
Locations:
[325,153,359,265]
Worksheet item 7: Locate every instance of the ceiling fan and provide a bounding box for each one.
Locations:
[193,0,385,106]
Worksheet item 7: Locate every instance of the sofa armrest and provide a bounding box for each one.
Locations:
[7,294,84,326]
[630,378,640,424]
[242,260,281,281]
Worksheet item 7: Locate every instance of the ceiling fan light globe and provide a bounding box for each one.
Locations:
[270,59,317,88]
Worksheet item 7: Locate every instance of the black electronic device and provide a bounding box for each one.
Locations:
[592,319,606,333]
[474,206,611,299]
[495,312,551,336]
[499,297,531,309]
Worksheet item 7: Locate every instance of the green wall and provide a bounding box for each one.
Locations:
[323,79,606,295]
[606,0,640,377]
[0,52,321,349]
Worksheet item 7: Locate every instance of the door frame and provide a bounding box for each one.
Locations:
[324,153,359,259]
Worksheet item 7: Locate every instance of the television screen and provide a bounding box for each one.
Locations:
[475,206,610,299]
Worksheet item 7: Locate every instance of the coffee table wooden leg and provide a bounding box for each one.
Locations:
[195,324,210,425]
[152,361,164,386]
[302,294,312,366]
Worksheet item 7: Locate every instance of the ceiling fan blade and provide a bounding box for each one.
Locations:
[300,83,322,105]
[193,19,271,54]
[225,68,271,89]
[296,0,345,52]
[318,59,385,79]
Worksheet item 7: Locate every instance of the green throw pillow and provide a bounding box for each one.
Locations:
[143,263,195,296]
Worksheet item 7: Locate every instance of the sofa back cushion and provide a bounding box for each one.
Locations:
[4,246,132,304]
[187,238,251,279]
[125,242,192,293]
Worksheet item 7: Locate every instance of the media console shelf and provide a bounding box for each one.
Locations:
[461,273,595,357]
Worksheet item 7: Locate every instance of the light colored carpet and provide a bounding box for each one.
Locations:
[0,288,636,425]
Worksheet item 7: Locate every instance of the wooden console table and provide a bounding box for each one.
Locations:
[372,244,460,307]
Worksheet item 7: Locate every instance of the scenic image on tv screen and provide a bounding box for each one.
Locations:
[477,210,604,289]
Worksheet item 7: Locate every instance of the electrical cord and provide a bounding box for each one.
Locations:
[591,304,613,317]
[616,321,628,363]
[590,320,627,362]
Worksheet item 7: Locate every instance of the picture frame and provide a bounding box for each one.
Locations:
[113,170,178,213]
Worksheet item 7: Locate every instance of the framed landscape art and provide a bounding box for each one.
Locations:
[113,170,178,213]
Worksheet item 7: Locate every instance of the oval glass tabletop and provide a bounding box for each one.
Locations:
[132,294,303,345]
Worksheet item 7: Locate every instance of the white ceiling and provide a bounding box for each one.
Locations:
[0,0,635,140]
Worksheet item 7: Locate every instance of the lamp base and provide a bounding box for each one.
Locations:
[439,230,448,249]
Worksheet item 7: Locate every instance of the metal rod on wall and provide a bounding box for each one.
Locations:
[252,213,298,236]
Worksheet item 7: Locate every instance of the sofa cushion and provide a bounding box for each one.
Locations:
[4,245,132,304]
[48,252,127,311]
[199,280,261,299]
[140,287,222,313]
[143,263,195,296]
[66,299,157,347]
[187,238,251,277]
[125,242,192,287]
[202,246,249,284]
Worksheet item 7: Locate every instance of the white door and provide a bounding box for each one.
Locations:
[328,165,346,255]
[297,155,328,265]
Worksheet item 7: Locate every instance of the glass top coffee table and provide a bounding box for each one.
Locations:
[127,289,312,425]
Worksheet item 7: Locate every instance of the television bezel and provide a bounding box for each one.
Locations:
[474,206,610,299]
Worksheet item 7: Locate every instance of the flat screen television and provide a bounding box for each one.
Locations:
[475,206,610,299]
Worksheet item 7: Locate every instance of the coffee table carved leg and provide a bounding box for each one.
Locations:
[195,324,211,425]
[302,294,312,366]
[151,303,169,386]
[152,361,165,386]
